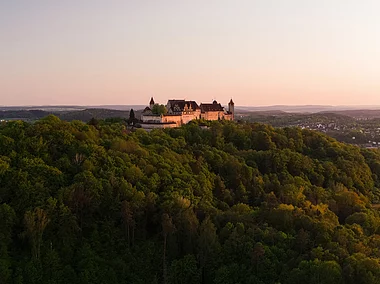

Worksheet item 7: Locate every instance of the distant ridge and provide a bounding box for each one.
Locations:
[0,105,146,112]
[0,108,142,122]
[3,104,380,115]
[320,109,380,119]
[236,105,380,113]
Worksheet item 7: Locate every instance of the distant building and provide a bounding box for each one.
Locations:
[141,97,234,129]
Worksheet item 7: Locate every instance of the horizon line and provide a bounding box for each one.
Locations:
[2,103,380,108]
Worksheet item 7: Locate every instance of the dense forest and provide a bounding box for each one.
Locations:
[2,116,380,283]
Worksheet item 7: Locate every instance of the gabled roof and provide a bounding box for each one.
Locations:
[200,101,224,112]
[168,99,185,104]
[142,106,152,114]
[167,100,200,112]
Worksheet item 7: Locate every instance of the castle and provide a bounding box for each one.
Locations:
[140,98,234,129]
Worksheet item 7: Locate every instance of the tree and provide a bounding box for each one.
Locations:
[130,109,135,120]
[128,109,138,126]
[168,254,200,284]
[121,200,134,246]
[0,204,15,283]
[198,217,220,282]
[287,260,343,284]
[152,104,168,115]
[88,117,99,127]
[24,208,49,260]
[3,117,380,283]
[162,213,176,284]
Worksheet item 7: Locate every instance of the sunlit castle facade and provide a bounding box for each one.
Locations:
[141,98,234,129]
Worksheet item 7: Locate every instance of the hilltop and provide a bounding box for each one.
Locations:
[1,118,380,283]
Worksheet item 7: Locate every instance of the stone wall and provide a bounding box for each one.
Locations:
[201,111,224,121]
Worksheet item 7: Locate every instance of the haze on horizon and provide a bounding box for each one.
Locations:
[1,0,379,107]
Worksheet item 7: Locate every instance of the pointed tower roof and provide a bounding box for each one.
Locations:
[150,97,155,105]
[229,98,234,105]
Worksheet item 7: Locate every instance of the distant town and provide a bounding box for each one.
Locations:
[242,110,380,149]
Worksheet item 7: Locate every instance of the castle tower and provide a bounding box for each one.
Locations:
[228,98,235,120]
[149,97,155,109]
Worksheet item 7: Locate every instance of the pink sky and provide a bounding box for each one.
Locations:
[1,0,380,106]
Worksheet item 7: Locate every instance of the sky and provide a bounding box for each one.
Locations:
[0,0,380,106]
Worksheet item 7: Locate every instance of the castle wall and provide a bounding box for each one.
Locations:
[162,115,182,126]
[141,115,163,123]
[223,113,233,121]
[143,111,232,125]
[201,111,224,121]
[181,109,201,124]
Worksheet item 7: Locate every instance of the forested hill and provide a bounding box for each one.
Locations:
[0,108,139,122]
[2,117,380,283]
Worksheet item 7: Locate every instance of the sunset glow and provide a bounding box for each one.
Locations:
[1,0,380,106]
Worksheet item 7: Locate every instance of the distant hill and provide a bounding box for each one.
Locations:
[3,104,380,122]
[320,109,380,119]
[237,105,380,113]
[0,106,84,112]
[236,110,288,116]
[82,105,146,111]
[241,111,355,127]
[0,108,143,122]
[0,105,145,111]
[236,105,333,113]
[57,109,130,122]
[0,110,50,121]
[3,104,380,115]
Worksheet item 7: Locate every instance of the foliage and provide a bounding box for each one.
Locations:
[0,117,380,283]
[152,104,168,115]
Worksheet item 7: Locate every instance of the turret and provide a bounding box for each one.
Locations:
[228,98,235,120]
[149,97,155,110]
